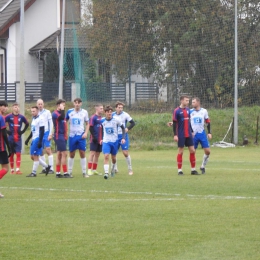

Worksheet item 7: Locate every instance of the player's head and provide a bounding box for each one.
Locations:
[31,106,39,117]
[74,98,82,111]
[12,103,20,114]
[56,99,66,110]
[37,99,44,110]
[104,105,113,119]
[0,100,8,114]
[115,101,125,114]
[95,103,103,116]
[180,95,190,107]
[192,97,200,109]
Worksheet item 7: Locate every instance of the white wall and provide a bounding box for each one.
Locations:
[7,0,59,83]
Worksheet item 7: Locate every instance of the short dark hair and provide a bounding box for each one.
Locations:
[192,97,200,102]
[0,101,8,107]
[74,98,82,103]
[180,95,190,101]
[115,101,125,108]
[104,105,113,112]
[56,99,66,105]
[31,106,38,110]
[12,103,19,106]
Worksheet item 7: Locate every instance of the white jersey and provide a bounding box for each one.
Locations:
[112,111,132,134]
[39,109,53,133]
[190,108,209,134]
[101,117,123,143]
[31,115,44,140]
[66,108,89,137]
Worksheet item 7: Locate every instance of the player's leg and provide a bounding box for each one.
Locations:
[121,135,133,175]
[15,139,22,174]
[78,137,87,177]
[68,136,77,176]
[102,143,111,179]
[113,135,122,173]
[177,137,185,175]
[44,131,54,173]
[55,151,61,176]
[186,137,198,175]
[39,134,47,173]
[110,141,119,177]
[0,152,9,198]
[92,149,102,175]
[9,153,15,174]
[88,142,96,175]
[61,151,68,176]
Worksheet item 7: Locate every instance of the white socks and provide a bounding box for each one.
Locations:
[104,164,109,173]
[68,158,74,174]
[125,156,132,169]
[80,158,86,174]
[32,161,39,174]
[48,155,54,170]
[201,154,209,168]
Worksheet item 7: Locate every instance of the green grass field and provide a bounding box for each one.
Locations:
[0,147,260,259]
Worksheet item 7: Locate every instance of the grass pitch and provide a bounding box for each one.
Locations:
[0,147,260,259]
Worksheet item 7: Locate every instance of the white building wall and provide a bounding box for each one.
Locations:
[7,0,59,83]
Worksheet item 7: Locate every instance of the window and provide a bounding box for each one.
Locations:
[60,0,80,27]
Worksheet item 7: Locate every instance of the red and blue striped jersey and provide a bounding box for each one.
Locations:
[0,115,6,151]
[172,107,192,138]
[5,113,29,142]
[52,110,67,140]
[89,114,102,142]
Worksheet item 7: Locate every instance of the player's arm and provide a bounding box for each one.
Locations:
[89,125,98,143]
[1,127,11,156]
[57,110,65,120]
[173,121,177,136]
[38,126,45,148]
[100,124,104,145]
[205,119,211,134]
[5,117,12,135]
[19,122,29,136]
[48,112,53,140]
[127,119,135,131]
[82,121,89,139]
[25,132,32,145]
[120,124,126,140]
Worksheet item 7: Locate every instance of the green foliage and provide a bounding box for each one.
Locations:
[43,50,59,83]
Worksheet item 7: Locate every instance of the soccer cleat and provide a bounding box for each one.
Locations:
[191,170,199,175]
[178,171,184,175]
[0,193,4,198]
[41,169,46,174]
[56,174,63,178]
[93,170,102,175]
[87,169,94,176]
[104,173,109,179]
[128,169,133,175]
[200,167,206,174]
[115,169,119,174]
[26,173,36,177]
[10,170,15,175]
[15,170,22,175]
[45,165,51,176]
[83,174,90,178]
[63,173,73,178]
[48,170,54,174]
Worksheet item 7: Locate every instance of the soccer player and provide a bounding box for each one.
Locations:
[112,101,135,175]
[172,95,198,175]
[87,103,103,176]
[100,105,126,179]
[5,103,29,174]
[66,98,89,178]
[190,97,212,174]
[25,106,51,177]
[37,99,54,174]
[0,101,12,198]
[52,99,69,178]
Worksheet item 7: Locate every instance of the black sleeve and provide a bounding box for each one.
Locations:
[26,132,33,142]
[101,125,104,140]
[127,119,135,131]
[39,126,45,143]
[120,125,126,139]
[20,123,29,135]
[89,125,95,137]
[57,110,65,120]
[173,121,177,135]
[207,122,211,134]
[2,128,11,151]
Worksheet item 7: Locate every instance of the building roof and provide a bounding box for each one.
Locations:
[0,0,35,37]
[29,28,88,55]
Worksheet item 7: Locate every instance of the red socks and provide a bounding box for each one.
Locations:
[190,153,196,168]
[10,154,14,169]
[177,154,182,170]
[93,163,97,170]
[88,162,93,170]
[0,168,8,179]
[16,153,21,168]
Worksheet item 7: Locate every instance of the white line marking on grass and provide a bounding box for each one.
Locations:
[0,186,87,192]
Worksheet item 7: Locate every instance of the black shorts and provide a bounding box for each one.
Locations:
[0,151,9,164]
[90,142,102,153]
[54,139,67,152]
[178,137,194,148]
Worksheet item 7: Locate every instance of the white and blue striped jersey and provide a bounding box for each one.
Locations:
[101,117,123,143]
[31,115,44,140]
[190,108,209,134]
[66,108,89,137]
[39,109,53,133]
[112,111,132,135]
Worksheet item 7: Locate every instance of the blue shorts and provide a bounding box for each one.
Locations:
[54,137,67,152]
[90,142,102,153]
[118,134,129,151]
[102,141,118,156]
[178,136,194,148]
[193,132,210,149]
[69,134,86,152]
[8,136,22,153]
[30,138,43,156]
[43,131,51,148]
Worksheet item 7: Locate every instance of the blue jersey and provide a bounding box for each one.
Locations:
[89,114,102,143]
[0,115,6,152]
[173,107,192,138]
